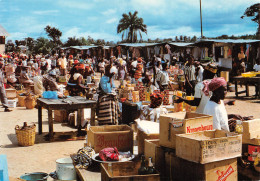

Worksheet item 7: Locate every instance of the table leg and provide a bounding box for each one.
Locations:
[235,81,238,97]
[77,109,82,132]
[38,106,42,134]
[91,107,95,126]
[48,109,54,141]
[246,83,249,97]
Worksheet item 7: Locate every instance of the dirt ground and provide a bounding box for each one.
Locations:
[0,84,259,180]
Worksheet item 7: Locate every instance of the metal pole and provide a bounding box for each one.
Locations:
[200,0,203,39]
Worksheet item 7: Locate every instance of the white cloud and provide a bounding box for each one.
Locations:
[62,27,120,41]
[130,0,167,15]
[147,25,200,39]
[102,9,116,16]
[7,32,28,41]
[106,18,118,24]
[57,0,94,10]
[32,10,59,15]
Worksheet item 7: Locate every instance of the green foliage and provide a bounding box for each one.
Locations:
[241,3,260,39]
[33,37,52,55]
[117,11,147,43]
[44,25,63,50]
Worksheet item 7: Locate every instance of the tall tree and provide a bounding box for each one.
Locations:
[241,3,260,39]
[117,11,147,43]
[44,25,63,47]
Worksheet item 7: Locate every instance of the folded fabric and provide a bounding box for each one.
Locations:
[136,120,159,134]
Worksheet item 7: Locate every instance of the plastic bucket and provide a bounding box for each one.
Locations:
[20,172,48,181]
[56,157,76,180]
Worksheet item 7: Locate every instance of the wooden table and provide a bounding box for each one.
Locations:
[37,96,96,140]
[231,76,260,98]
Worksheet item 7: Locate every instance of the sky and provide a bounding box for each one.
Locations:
[0,0,259,43]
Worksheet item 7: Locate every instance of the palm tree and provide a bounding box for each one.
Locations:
[117,11,147,43]
[241,3,260,39]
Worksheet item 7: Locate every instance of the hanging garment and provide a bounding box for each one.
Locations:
[224,46,229,59]
[165,44,171,54]
[227,48,232,58]
[205,47,209,57]
[154,46,160,55]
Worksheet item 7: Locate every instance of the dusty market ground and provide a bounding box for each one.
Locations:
[0,84,260,180]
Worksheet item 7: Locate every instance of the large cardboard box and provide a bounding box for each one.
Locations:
[87,125,133,153]
[137,129,159,155]
[101,161,160,181]
[144,139,164,173]
[242,119,260,139]
[159,112,213,149]
[176,130,242,164]
[164,151,237,181]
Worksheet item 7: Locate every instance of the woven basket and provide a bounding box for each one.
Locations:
[15,124,36,146]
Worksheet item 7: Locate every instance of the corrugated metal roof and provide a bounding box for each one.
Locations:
[169,42,194,47]
[70,45,98,50]
[0,25,9,36]
[199,39,260,44]
[118,43,160,47]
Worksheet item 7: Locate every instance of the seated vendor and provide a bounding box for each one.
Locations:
[67,63,88,96]
[42,70,59,91]
[97,65,118,125]
[83,63,94,79]
[20,66,33,86]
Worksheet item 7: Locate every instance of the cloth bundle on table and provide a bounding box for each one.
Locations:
[97,94,119,125]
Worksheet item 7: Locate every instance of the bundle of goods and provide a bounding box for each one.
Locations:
[73,146,95,169]
[15,122,36,146]
[228,114,254,132]
[99,147,119,161]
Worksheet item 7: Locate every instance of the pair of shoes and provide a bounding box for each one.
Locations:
[4,108,12,112]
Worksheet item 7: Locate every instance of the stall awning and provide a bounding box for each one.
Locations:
[118,43,160,47]
[197,39,260,44]
[70,45,98,50]
[0,25,9,36]
[169,42,194,47]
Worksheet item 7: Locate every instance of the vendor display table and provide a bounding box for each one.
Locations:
[37,96,96,140]
[232,76,260,98]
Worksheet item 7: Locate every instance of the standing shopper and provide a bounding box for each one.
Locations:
[183,56,196,95]
[0,62,12,112]
[203,77,229,131]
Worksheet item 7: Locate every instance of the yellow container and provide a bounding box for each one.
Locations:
[132,91,139,103]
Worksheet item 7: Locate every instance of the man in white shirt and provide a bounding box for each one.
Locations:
[253,58,260,71]
[156,63,169,91]
[203,77,229,131]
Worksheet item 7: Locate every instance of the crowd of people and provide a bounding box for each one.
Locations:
[0,51,259,131]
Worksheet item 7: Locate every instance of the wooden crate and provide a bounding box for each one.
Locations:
[54,110,68,123]
[159,112,213,149]
[137,129,159,155]
[242,119,260,139]
[164,151,237,181]
[101,161,160,181]
[242,136,260,146]
[87,125,133,153]
[5,88,17,99]
[176,130,242,164]
[144,139,164,173]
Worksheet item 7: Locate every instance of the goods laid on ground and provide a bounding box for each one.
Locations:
[5,88,16,99]
[54,110,69,123]
[176,130,242,164]
[159,112,213,149]
[87,125,133,153]
[15,122,36,147]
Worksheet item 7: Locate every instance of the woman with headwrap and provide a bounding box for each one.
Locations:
[174,63,217,113]
[203,77,229,131]
[97,65,119,125]
[134,58,143,81]
[67,63,88,96]
[117,58,127,80]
